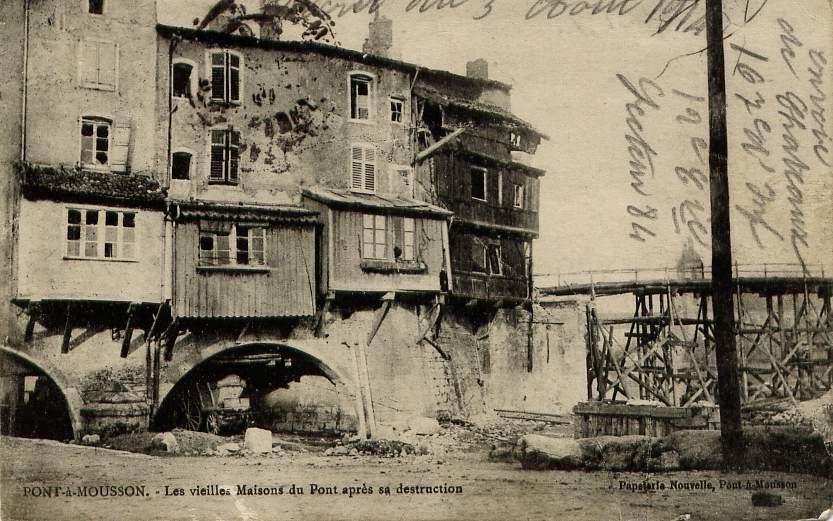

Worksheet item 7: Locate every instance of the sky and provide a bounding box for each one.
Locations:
[159,0,833,283]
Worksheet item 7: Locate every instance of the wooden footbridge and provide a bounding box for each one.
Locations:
[536,264,833,408]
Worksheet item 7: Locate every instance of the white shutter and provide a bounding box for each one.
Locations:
[363,147,376,192]
[79,40,98,85]
[110,121,131,172]
[98,42,118,90]
[351,146,364,190]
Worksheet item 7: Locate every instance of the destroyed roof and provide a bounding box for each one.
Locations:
[454,148,547,177]
[18,162,165,209]
[412,84,549,140]
[302,187,453,218]
[169,199,318,224]
[157,24,511,92]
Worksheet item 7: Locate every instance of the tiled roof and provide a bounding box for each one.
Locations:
[157,24,512,92]
[170,199,318,225]
[302,187,453,218]
[18,163,165,209]
[412,85,548,139]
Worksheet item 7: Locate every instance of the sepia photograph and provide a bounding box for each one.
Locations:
[0,0,831,519]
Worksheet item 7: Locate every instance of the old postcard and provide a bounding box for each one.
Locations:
[0,0,832,519]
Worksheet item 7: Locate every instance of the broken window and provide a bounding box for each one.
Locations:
[487,244,503,276]
[470,168,487,201]
[66,208,136,260]
[513,184,525,209]
[171,151,192,180]
[80,117,110,168]
[350,74,372,120]
[390,97,404,124]
[235,226,266,266]
[209,128,240,185]
[350,144,376,193]
[362,214,386,260]
[80,39,117,91]
[88,0,104,14]
[210,50,242,104]
[200,224,266,267]
[470,241,488,274]
[172,62,193,98]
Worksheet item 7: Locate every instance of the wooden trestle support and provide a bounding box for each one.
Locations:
[585,279,833,407]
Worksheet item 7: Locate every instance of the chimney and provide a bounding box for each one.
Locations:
[466,59,489,80]
[362,11,393,57]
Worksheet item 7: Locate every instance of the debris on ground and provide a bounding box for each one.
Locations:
[243,428,273,454]
[150,432,179,454]
[80,434,100,446]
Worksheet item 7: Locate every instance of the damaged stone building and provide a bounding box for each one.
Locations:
[0,0,587,441]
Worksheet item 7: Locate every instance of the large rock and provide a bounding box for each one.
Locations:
[800,391,833,455]
[668,430,722,470]
[81,434,101,446]
[518,434,583,470]
[151,432,179,454]
[243,428,273,453]
[586,435,655,471]
[408,417,441,436]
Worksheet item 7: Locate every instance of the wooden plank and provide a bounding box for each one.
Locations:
[61,303,73,354]
[120,303,138,359]
[23,301,39,343]
[366,297,393,346]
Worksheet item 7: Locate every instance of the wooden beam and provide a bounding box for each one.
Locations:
[163,318,179,362]
[366,295,394,346]
[61,303,73,354]
[415,303,442,343]
[24,301,40,343]
[413,128,465,164]
[422,337,450,361]
[120,303,138,359]
[314,293,335,338]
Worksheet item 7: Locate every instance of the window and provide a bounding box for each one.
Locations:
[209,50,242,104]
[513,184,525,209]
[350,74,373,121]
[470,168,487,201]
[172,62,193,98]
[390,97,404,124]
[66,208,135,260]
[510,132,523,148]
[171,151,192,180]
[80,117,111,168]
[350,144,376,192]
[88,0,104,14]
[235,226,265,266]
[487,244,503,275]
[199,225,266,267]
[209,128,240,185]
[471,242,487,274]
[80,39,117,91]
[403,218,415,260]
[362,214,386,260]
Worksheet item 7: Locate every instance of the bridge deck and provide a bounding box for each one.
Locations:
[538,276,833,297]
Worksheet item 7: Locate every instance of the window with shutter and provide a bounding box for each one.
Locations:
[350,144,376,193]
[80,117,112,169]
[403,218,415,260]
[209,50,243,104]
[80,40,117,91]
[513,184,525,209]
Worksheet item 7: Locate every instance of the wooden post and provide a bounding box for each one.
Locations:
[705,0,744,468]
[61,303,73,354]
[527,240,534,372]
[120,303,137,359]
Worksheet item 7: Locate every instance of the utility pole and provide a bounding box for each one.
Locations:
[705,0,744,468]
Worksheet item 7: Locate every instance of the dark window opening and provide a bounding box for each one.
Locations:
[172,63,193,98]
[350,75,372,120]
[171,152,192,180]
[487,245,503,276]
[470,168,487,201]
[88,0,104,14]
